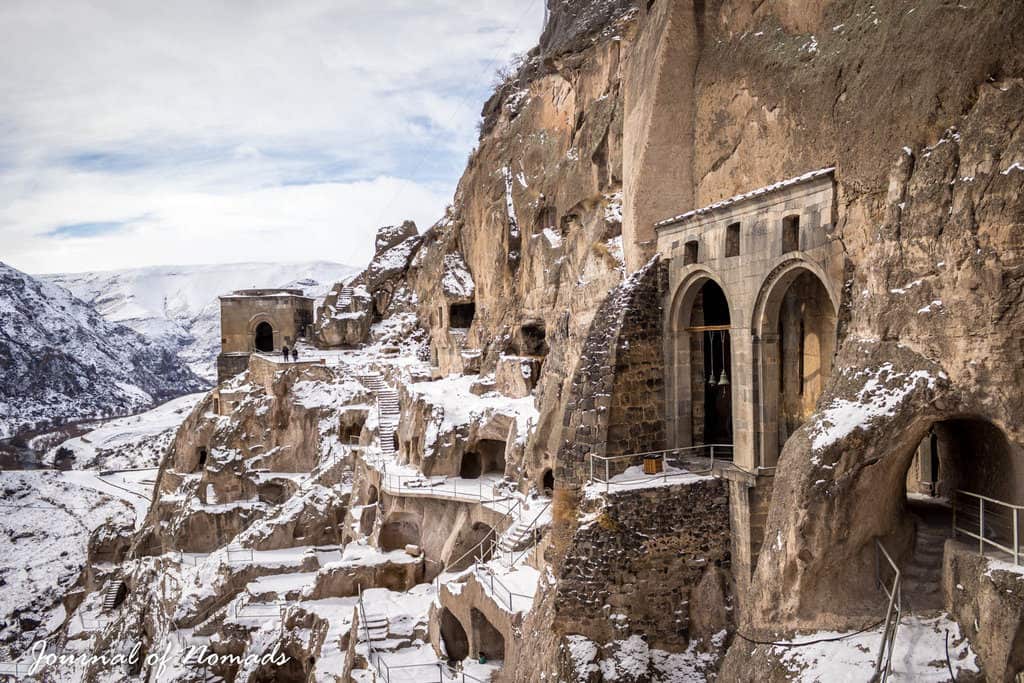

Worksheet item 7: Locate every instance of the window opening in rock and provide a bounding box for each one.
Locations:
[684,240,699,265]
[450,303,476,329]
[542,468,554,495]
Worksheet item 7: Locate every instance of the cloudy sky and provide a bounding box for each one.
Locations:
[0,1,545,274]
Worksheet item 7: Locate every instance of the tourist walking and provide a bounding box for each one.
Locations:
[291,348,298,362]
[282,345,290,361]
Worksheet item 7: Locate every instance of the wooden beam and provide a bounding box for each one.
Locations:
[685,325,731,332]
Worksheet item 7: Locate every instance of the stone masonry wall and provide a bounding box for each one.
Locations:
[555,256,665,491]
[553,479,732,650]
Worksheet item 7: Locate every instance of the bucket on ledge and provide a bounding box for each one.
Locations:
[643,454,664,475]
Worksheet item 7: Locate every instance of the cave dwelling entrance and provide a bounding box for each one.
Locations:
[897,417,1022,608]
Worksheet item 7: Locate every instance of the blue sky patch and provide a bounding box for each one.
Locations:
[46,221,129,239]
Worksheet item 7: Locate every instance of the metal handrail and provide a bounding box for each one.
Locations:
[473,562,534,613]
[505,501,552,568]
[953,489,1021,565]
[587,444,735,492]
[874,539,902,683]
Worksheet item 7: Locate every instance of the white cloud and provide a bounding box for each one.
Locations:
[0,0,545,273]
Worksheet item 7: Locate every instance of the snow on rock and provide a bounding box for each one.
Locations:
[406,374,539,451]
[43,261,355,383]
[0,262,206,439]
[563,633,718,682]
[807,362,944,451]
[43,393,204,469]
[0,470,133,658]
[441,252,475,299]
[771,612,979,681]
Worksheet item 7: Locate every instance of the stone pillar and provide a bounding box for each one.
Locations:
[731,325,756,472]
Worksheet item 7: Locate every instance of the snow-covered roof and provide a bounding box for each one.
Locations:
[655,167,835,229]
[220,288,313,300]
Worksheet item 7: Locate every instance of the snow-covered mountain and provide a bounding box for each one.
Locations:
[0,262,207,439]
[43,261,356,382]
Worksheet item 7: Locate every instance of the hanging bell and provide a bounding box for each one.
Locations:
[707,373,717,387]
[718,369,730,386]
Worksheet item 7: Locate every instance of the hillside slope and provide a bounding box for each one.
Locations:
[0,262,206,438]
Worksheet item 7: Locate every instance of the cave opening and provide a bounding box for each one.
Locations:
[471,608,505,662]
[895,417,1022,608]
[379,512,420,551]
[516,323,548,357]
[440,609,469,661]
[542,468,554,495]
[448,522,495,570]
[450,302,476,329]
[459,439,507,480]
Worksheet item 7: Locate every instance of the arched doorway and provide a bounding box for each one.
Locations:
[254,321,274,352]
[755,266,837,466]
[541,468,554,495]
[898,417,1021,608]
[689,281,733,445]
[471,608,505,662]
[440,609,469,661]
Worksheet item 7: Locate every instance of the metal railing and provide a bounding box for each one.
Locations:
[0,661,29,678]
[499,501,552,569]
[587,444,735,492]
[473,563,533,613]
[953,489,1023,565]
[435,500,523,592]
[873,539,903,683]
[376,463,514,507]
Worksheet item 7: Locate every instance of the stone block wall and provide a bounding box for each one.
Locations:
[553,478,732,649]
[555,256,666,490]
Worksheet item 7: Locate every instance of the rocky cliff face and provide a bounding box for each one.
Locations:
[34,1,1024,681]
[0,262,206,438]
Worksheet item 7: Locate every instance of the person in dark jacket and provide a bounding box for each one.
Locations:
[291,348,299,362]
[282,345,290,361]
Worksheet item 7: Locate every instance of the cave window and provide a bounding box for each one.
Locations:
[518,323,548,357]
[782,215,801,253]
[450,303,476,329]
[197,448,208,471]
[254,321,274,352]
[725,222,740,258]
[542,468,554,495]
[684,240,699,265]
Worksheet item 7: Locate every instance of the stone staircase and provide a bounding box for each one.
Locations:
[358,373,400,456]
[901,502,952,612]
[361,612,389,643]
[101,579,126,611]
[497,519,535,556]
[337,286,355,309]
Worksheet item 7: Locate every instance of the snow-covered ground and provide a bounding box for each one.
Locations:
[771,612,979,681]
[43,261,356,382]
[44,393,204,470]
[0,470,135,659]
